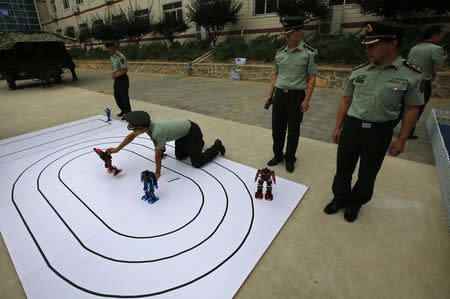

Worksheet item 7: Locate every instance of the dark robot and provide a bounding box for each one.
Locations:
[255,167,276,200]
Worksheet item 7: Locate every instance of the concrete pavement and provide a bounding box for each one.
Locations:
[0,75,449,299]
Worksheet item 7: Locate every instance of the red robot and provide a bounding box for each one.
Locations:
[93,148,122,176]
[254,167,276,200]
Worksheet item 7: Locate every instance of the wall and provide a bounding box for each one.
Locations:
[75,60,450,98]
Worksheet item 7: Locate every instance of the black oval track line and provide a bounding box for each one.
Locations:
[56,144,205,239]
[11,137,254,297]
[0,120,113,159]
[0,119,105,147]
[33,140,227,263]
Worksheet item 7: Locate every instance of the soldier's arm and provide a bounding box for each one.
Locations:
[335,96,352,130]
[268,73,277,99]
[398,106,419,141]
[304,75,316,103]
[107,131,141,154]
[154,148,163,180]
[114,68,128,77]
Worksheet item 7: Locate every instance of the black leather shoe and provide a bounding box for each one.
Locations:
[285,161,295,173]
[344,203,361,222]
[267,156,283,166]
[214,139,225,155]
[323,199,346,214]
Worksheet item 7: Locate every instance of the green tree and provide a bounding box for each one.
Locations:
[186,0,243,46]
[152,17,188,44]
[78,26,94,49]
[115,3,153,44]
[356,0,450,23]
[277,0,328,23]
[90,12,123,42]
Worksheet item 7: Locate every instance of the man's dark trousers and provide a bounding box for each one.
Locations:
[332,116,394,206]
[272,88,305,163]
[175,121,219,168]
[113,75,131,114]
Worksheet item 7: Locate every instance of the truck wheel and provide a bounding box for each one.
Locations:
[7,80,16,89]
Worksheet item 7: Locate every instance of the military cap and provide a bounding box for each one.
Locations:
[125,111,151,130]
[279,15,304,33]
[103,40,117,49]
[362,22,404,45]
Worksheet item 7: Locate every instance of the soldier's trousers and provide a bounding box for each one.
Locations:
[113,75,131,114]
[332,116,394,206]
[272,88,305,163]
[175,121,220,168]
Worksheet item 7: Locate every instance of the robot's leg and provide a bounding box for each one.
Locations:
[264,181,273,201]
[255,179,264,199]
[147,192,160,204]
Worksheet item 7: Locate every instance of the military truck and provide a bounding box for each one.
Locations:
[0,31,75,89]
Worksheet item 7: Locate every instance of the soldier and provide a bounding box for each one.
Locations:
[324,22,425,222]
[105,41,131,120]
[106,111,226,180]
[406,25,447,139]
[266,14,318,173]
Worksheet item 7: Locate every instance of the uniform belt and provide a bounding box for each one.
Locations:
[276,87,304,93]
[347,115,395,129]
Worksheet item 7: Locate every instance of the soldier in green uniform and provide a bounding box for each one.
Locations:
[106,111,226,181]
[406,25,447,139]
[105,41,132,120]
[266,14,318,173]
[323,22,425,222]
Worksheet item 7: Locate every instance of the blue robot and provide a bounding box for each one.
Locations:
[141,170,159,204]
[104,108,111,122]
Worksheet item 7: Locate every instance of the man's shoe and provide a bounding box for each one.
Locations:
[117,112,125,117]
[285,161,295,173]
[323,199,346,214]
[214,139,225,155]
[267,156,283,166]
[344,203,361,222]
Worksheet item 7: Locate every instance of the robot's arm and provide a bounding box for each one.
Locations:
[271,171,276,184]
[255,170,261,181]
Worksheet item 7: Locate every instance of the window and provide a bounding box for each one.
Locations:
[64,26,75,37]
[254,0,278,15]
[79,22,88,29]
[329,0,358,5]
[162,1,182,22]
[49,0,56,13]
[56,28,62,34]
[76,0,84,5]
[134,8,149,19]
[62,0,69,10]
[93,19,103,26]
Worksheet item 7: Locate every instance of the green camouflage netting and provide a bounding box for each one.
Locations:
[0,31,76,50]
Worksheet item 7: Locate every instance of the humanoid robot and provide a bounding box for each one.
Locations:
[254,167,276,200]
[105,108,111,122]
[93,148,122,176]
[141,170,159,204]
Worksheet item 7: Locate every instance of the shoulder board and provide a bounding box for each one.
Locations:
[303,43,317,53]
[352,61,370,71]
[276,46,286,53]
[403,60,423,73]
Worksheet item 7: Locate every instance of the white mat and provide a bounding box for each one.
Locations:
[0,116,308,298]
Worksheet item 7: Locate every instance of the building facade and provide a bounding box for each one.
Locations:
[0,0,42,31]
[36,0,448,43]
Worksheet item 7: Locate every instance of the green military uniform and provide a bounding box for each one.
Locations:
[273,41,318,90]
[111,51,128,73]
[326,22,425,222]
[148,119,191,149]
[344,56,424,122]
[269,16,318,172]
[406,41,445,136]
[109,48,131,116]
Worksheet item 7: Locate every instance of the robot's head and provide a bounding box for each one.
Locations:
[125,111,151,131]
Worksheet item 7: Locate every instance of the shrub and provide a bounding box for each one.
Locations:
[308,33,366,65]
[119,44,140,60]
[167,40,210,61]
[246,34,285,62]
[138,42,168,60]
[212,36,249,61]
